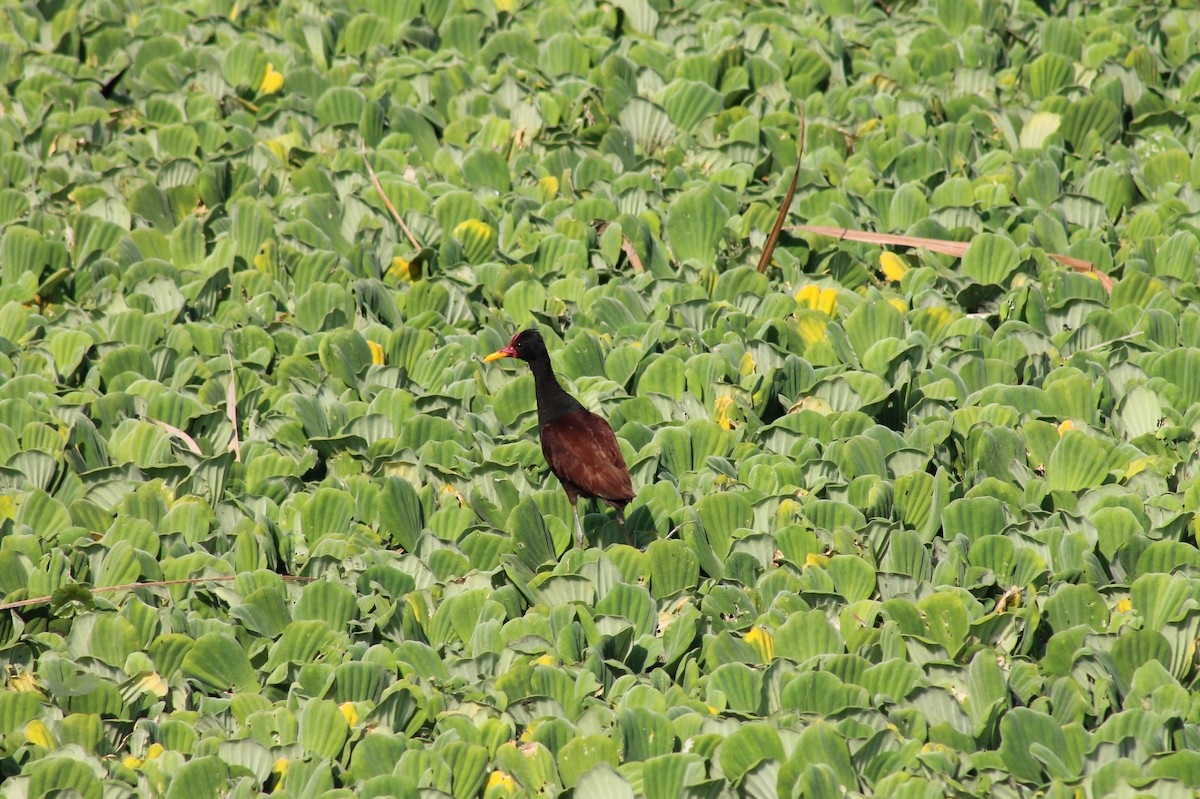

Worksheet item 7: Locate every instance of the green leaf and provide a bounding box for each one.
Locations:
[1026,53,1072,99]
[647,539,699,599]
[379,477,424,552]
[1154,231,1198,280]
[182,632,259,693]
[575,764,635,799]
[223,39,267,89]
[1061,96,1121,151]
[341,14,390,55]
[1112,629,1172,686]
[229,198,273,264]
[27,757,103,799]
[774,610,844,662]
[666,187,730,267]
[462,149,511,193]
[1046,430,1115,492]
[619,98,675,154]
[998,708,1065,784]
[300,699,349,760]
[695,492,751,561]
[165,756,230,799]
[719,723,783,783]
[844,300,905,361]
[787,722,857,792]
[300,487,355,545]
[316,87,366,127]
[558,735,620,789]
[828,555,876,602]
[663,81,723,130]
[1044,583,1106,632]
[296,579,359,629]
[1,225,48,285]
[643,754,706,799]
[707,662,764,714]
[918,592,970,658]
[942,497,1006,544]
[540,32,591,76]
[961,233,1019,286]
[618,707,674,761]
[1131,573,1192,631]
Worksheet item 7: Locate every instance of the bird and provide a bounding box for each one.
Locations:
[483,329,635,548]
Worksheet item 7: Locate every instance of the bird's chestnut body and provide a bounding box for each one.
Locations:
[484,330,634,547]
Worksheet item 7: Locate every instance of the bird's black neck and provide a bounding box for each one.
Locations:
[529,356,585,425]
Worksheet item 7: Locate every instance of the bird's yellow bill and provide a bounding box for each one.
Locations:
[483,350,512,363]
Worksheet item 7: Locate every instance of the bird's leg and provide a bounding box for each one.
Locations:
[571,498,586,549]
[616,506,634,547]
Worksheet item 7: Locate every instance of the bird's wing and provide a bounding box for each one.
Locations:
[541,411,635,503]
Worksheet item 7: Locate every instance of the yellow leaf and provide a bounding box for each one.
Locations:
[0,495,15,520]
[123,755,144,769]
[454,218,494,241]
[795,284,837,316]
[818,288,838,316]
[537,175,558,199]
[273,757,289,778]
[26,720,54,748]
[368,340,385,365]
[263,138,288,162]
[388,256,417,282]
[713,396,735,430]
[133,672,168,698]
[923,306,955,329]
[1056,420,1075,436]
[147,743,165,760]
[795,315,828,345]
[405,594,427,625]
[870,73,898,92]
[6,669,45,696]
[775,498,801,520]
[856,118,881,137]
[795,284,819,307]
[879,251,909,282]
[533,654,556,667]
[887,297,907,313]
[738,352,756,377]
[339,702,360,727]
[442,484,467,507]
[804,553,829,570]
[1124,456,1156,480]
[495,0,517,12]
[260,63,284,94]
[1116,598,1132,613]
[744,625,774,663]
[486,770,516,793]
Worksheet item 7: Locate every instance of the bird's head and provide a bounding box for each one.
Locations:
[483,329,546,364]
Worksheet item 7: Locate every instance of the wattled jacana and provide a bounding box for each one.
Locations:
[484,330,635,548]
